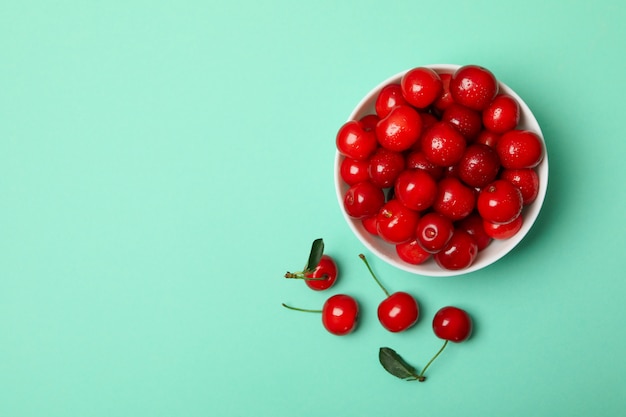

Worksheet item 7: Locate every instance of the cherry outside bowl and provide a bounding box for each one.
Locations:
[334,64,548,277]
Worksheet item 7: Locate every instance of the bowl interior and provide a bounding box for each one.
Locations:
[334,64,548,277]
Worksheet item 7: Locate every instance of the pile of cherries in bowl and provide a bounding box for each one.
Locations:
[334,64,548,276]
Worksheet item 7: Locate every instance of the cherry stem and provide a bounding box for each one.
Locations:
[281,303,322,313]
[359,254,390,297]
[284,272,327,281]
[418,340,449,381]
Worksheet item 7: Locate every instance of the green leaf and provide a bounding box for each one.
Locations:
[379,347,420,381]
[304,238,324,272]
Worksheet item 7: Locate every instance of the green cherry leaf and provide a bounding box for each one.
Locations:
[304,238,324,273]
[379,347,421,381]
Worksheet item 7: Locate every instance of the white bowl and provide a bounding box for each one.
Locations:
[334,64,548,277]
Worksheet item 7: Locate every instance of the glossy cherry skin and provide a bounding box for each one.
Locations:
[432,177,476,221]
[375,105,423,152]
[405,151,444,180]
[416,212,454,253]
[432,306,473,342]
[457,213,492,251]
[368,147,406,188]
[376,200,420,244]
[394,169,438,212]
[375,83,409,118]
[395,239,431,265]
[336,120,378,160]
[322,294,359,336]
[500,168,540,205]
[442,103,483,140]
[401,67,443,109]
[340,157,370,186]
[343,181,385,219]
[457,143,501,188]
[378,291,419,332]
[482,93,520,134]
[477,179,524,224]
[483,214,523,239]
[305,255,338,291]
[433,73,453,113]
[434,229,478,270]
[450,65,498,111]
[421,121,467,167]
[496,129,544,169]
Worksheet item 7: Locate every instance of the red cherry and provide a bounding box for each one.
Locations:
[421,121,467,167]
[500,168,540,205]
[368,147,406,188]
[482,93,520,134]
[378,292,420,333]
[475,129,501,148]
[456,213,492,251]
[483,214,523,239]
[375,105,423,152]
[405,151,445,180]
[339,157,370,186]
[376,200,420,244]
[304,255,338,291]
[359,114,380,131]
[457,143,501,188]
[432,177,476,221]
[395,239,431,265]
[282,294,359,336]
[394,169,438,212]
[433,73,454,113]
[360,254,419,332]
[441,103,483,140]
[496,129,544,169]
[375,83,409,118]
[336,120,378,160]
[477,179,523,224]
[361,215,378,235]
[415,212,454,253]
[450,65,499,111]
[432,306,473,342]
[400,67,443,109]
[343,181,385,219]
[434,229,478,270]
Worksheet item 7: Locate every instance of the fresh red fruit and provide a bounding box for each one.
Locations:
[305,254,338,290]
[415,212,454,253]
[475,129,501,148]
[343,181,385,219]
[421,121,467,167]
[477,179,523,224]
[368,147,406,188]
[400,67,443,109]
[434,229,478,270]
[496,129,544,169]
[376,200,419,244]
[482,93,520,134]
[441,103,483,140]
[450,65,499,111]
[432,306,473,342]
[405,151,444,180]
[378,291,420,333]
[359,114,380,131]
[396,239,431,265]
[394,169,438,212]
[483,215,523,239]
[456,213,492,251]
[336,120,378,160]
[457,143,501,188]
[361,215,378,235]
[376,105,423,152]
[322,294,359,335]
[339,157,370,186]
[500,168,540,205]
[433,73,453,113]
[360,254,419,332]
[375,84,409,118]
[432,177,476,221]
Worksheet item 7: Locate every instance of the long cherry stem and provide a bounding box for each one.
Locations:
[281,303,322,313]
[284,272,327,281]
[359,254,390,297]
[418,340,449,381]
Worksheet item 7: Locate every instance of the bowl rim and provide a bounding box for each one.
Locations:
[334,64,549,277]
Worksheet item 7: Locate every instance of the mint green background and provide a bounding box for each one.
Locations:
[1,1,625,416]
